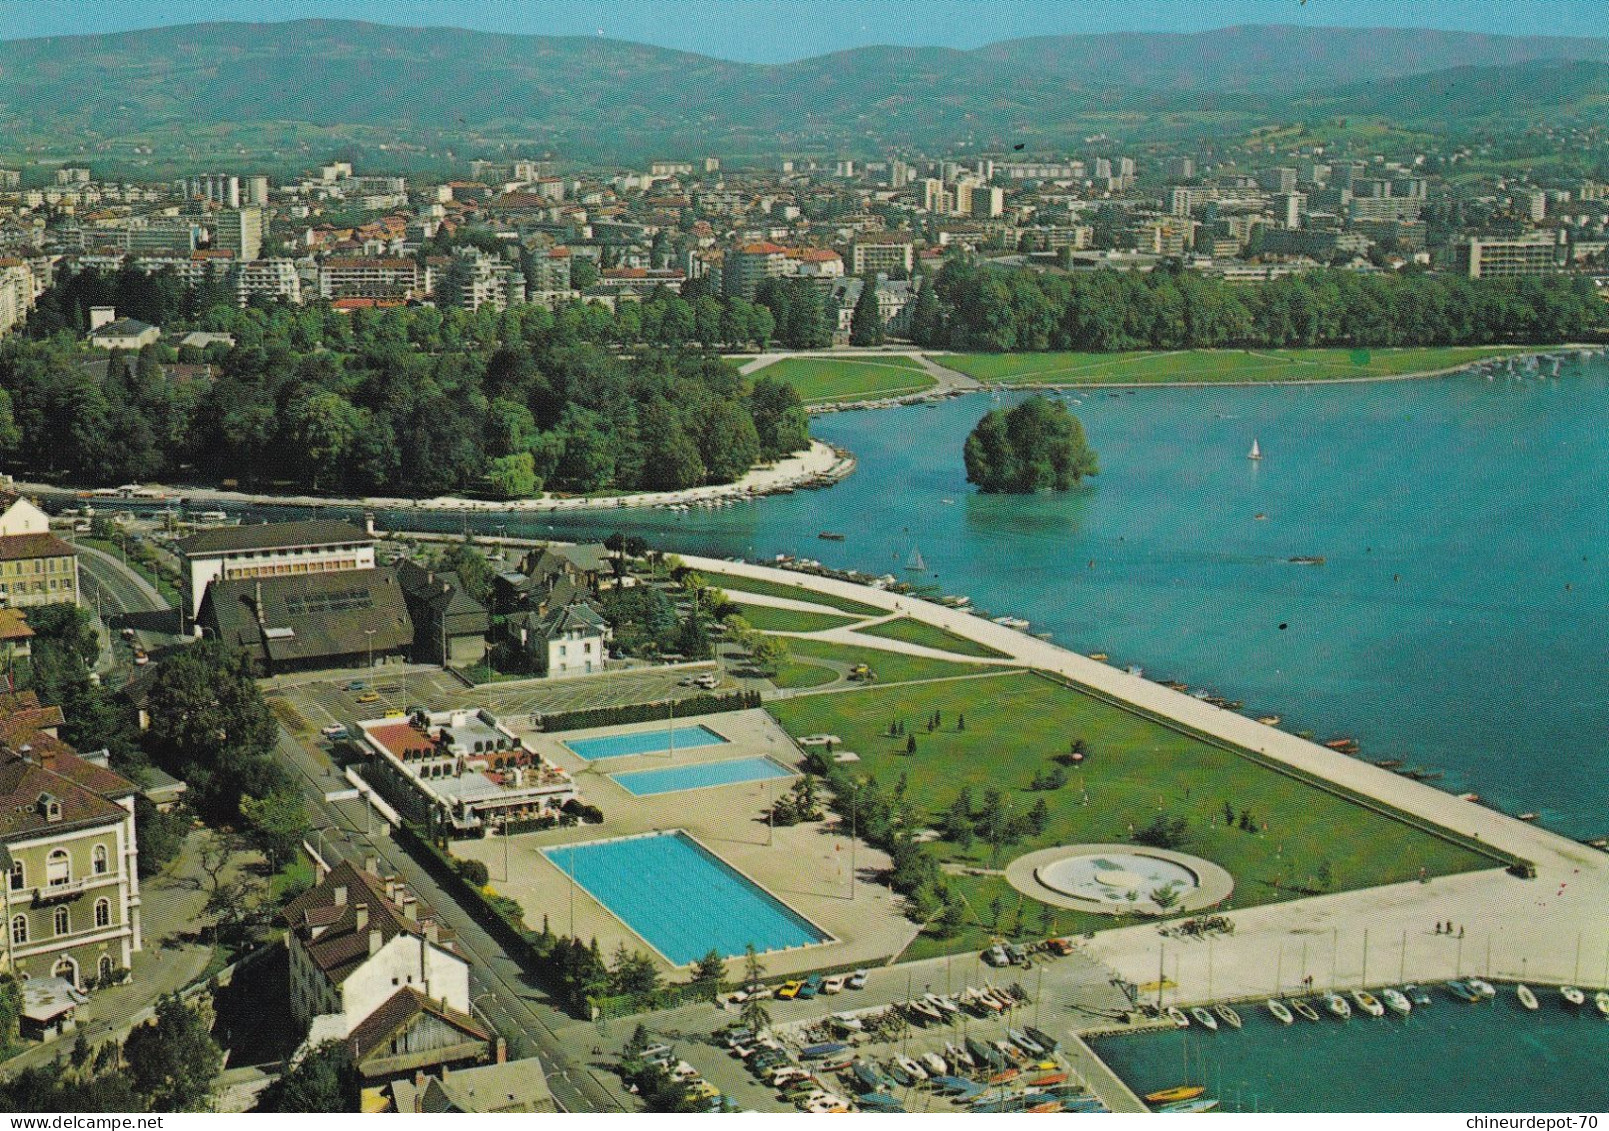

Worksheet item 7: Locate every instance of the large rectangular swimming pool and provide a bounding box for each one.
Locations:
[563,723,729,761]
[543,831,829,964]
[610,756,793,797]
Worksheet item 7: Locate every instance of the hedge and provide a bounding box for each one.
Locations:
[532,690,762,733]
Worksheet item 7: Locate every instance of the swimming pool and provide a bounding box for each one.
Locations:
[563,723,729,761]
[543,830,830,964]
[610,756,793,796]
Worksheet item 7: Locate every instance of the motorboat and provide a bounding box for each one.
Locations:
[1595,991,1609,1018]
[945,1041,975,1069]
[1166,1006,1190,1028]
[906,997,944,1024]
[1561,986,1586,1008]
[1290,998,1321,1022]
[893,1055,927,1082]
[921,1052,948,1078]
[1444,980,1482,1003]
[1215,1004,1243,1029]
[1189,1006,1219,1031]
[1467,978,1496,999]
[1265,999,1294,1025]
[883,1059,914,1087]
[1350,990,1385,1018]
[1008,1028,1045,1056]
[1516,984,1539,1010]
[1145,1085,1206,1105]
[926,992,961,1017]
[1381,988,1412,1017]
[1323,992,1352,1019]
[1405,984,1433,1007]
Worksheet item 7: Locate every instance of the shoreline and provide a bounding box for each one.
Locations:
[21,438,854,518]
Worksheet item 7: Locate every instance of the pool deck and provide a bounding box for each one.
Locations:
[674,554,1609,1003]
[453,708,921,975]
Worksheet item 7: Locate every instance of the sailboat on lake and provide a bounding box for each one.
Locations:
[1248,438,1263,461]
[906,544,927,572]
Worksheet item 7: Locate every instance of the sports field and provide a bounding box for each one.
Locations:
[751,355,937,403]
[938,346,1530,386]
[768,671,1492,961]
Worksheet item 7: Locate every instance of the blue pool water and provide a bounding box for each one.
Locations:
[563,723,729,761]
[610,756,793,796]
[542,831,829,964]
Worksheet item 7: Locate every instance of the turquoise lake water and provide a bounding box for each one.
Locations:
[562,722,729,761]
[609,755,793,796]
[542,830,828,963]
[386,361,1605,842]
[1092,991,1609,1112]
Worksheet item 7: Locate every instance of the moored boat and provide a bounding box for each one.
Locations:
[1405,984,1432,1007]
[1467,978,1496,999]
[1215,1004,1243,1029]
[1560,986,1586,1008]
[1145,1085,1206,1105]
[1323,992,1351,1019]
[1381,988,1412,1016]
[1516,984,1539,1011]
[921,1051,948,1078]
[1265,999,1294,1025]
[1350,990,1385,1018]
[1161,1098,1221,1113]
[1166,1006,1190,1028]
[1290,998,1321,1022]
[945,1041,974,1069]
[1189,1006,1218,1031]
[1595,991,1609,1018]
[1025,1025,1060,1053]
[1444,980,1482,1003]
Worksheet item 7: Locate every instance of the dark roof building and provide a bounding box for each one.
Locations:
[174,518,371,558]
[198,567,413,674]
[395,561,489,666]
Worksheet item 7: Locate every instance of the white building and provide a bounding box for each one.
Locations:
[174,518,375,620]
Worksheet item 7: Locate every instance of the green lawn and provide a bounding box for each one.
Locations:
[751,355,937,403]
[729,602,861,633]
[938,346,1532,386]
[853,616,1014,659]
[702,571,887,616]
[767,671,1492,961]
[769,635,1000,688]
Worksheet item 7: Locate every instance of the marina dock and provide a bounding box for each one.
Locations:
[1061,1031,1149,1113]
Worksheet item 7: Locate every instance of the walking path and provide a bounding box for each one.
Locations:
[677,553,1609,1004]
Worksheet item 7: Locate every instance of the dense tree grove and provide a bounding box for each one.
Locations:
[964,396,1099,493]
[2,268,811,496]
[914,258,1602,352]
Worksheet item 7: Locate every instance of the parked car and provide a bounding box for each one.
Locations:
[320,725,348,740]
[775,980,806,1000]
[821,975,845,995]
[847,969,869,990]
[693,673,720,689]
[356,691,381,704]
[345,680,367,691]
[797,975,822,999]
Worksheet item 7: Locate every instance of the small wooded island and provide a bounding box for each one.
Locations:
[963,395,1099,493]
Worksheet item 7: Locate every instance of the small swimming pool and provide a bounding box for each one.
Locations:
[543,830,829,964]
[611,756,794,796]
[563,723,729,761]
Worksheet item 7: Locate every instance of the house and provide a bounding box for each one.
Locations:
[395,561,489,667]
[0,608,34,661]
[87,307,160,351]
[0,533,79,609]
[386,1056,556,1113]
[175,518,375,620]
[282,857,494,1081]
[0,691,142,989]
[506,601,610,678]
[198,568,414,675]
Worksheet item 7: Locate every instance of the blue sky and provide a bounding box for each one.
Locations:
[1,0,1607,61]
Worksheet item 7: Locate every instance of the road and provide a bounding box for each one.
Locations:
[268,716,626,1112]
[70,538,183,657]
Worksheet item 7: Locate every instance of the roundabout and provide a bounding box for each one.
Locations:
[1004,843,1233,915]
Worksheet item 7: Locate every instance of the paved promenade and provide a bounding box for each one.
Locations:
[680,554,1609,1002]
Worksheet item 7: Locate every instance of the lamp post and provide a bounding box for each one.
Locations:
[364,628,375,672]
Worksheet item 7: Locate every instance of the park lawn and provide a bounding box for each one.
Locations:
[938,346,1532,386]
[769,635,1003,689]
[768,653,844,690]
[730,602,862,633]
[853,616,1014,659]
[751,355,937,404]
[767,671,1493,960]
[702,571,887,616]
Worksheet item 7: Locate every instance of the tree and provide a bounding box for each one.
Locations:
[964,395,1098,494]
[909,279,943,346]
[122,994,224,1112]
[486,451,539,498]
[239,787,310,869]
[748,376,810,460]
[849,276,884,346]
[256,1041,361,1113]
[690,948,727,992]
[749,634,788,675]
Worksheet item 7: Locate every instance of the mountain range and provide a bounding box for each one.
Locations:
[2,19,1607,163]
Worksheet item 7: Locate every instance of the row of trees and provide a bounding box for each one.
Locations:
[913,258,1602,352]
[1,307,811,496]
